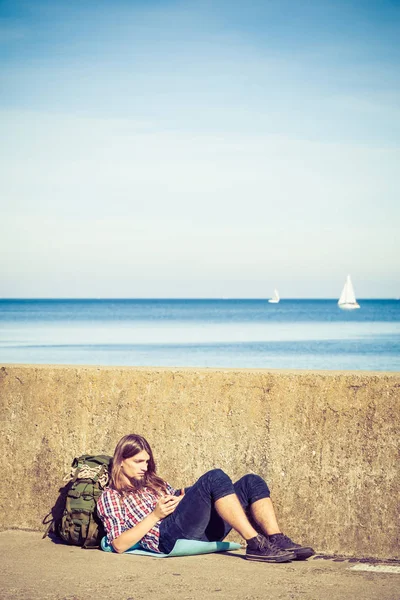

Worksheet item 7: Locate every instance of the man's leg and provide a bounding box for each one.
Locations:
[214,493,259,540]
[159,469,293,562]
[225,474,315,560]
[251,497,281,534]
[204,472,307,543]
[236,475,315,560]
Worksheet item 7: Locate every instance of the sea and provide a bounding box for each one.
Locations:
[0,299,399,372]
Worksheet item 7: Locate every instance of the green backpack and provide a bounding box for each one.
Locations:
[43,454,111,549]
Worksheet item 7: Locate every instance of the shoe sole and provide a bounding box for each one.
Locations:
[291,547,315,560]
[246,552,295,563]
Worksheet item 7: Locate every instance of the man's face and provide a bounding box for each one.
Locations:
[121,450,150,481]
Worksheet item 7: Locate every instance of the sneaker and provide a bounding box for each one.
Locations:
[268,533,315,560]
[246,534,295,563]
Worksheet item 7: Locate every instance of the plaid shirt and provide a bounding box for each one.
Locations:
[97,482,177,553]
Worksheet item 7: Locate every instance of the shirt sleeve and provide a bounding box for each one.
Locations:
[97,488,130,543]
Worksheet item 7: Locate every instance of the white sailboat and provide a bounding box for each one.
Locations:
[338,275,360,310]
[268,289,280,304]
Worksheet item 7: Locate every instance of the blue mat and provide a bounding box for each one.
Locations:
[101,536,241,557]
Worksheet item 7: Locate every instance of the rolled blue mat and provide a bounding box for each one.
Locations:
[101,536,241,557]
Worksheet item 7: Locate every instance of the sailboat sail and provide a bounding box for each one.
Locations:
[268,289,280,304]
[338,275,360,310]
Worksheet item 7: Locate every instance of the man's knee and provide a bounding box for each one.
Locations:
[203,468,229,482]
[199,468,232,495]
[242,473,265,485]
[239,473,270,496]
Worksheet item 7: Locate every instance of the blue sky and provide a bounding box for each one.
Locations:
[1,0,399,298]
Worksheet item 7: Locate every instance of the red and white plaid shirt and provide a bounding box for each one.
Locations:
[97,482,177,553]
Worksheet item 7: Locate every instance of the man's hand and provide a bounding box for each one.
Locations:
[153,495,180,520]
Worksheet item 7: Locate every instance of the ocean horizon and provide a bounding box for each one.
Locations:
[0,298,399,372]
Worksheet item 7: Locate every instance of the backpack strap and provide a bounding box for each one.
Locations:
[82,515,101,549]
[42,514,54,539]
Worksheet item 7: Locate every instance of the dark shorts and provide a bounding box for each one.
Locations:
[158,469,270,554]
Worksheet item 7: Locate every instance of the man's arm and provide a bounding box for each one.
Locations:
[112,495,181,553]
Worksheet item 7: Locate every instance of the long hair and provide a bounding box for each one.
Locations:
[110,434,167,495]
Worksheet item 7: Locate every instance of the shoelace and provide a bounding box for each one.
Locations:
[270,533,291,544]
[257,535,282,554]
[257,535,269,550]
[269,533,299,552]
[267,534,290,552]
[274,533,295,545]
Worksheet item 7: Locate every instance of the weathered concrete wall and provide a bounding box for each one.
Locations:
[0,364,399,559]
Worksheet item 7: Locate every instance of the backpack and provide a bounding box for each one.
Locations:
[43,454,111,549]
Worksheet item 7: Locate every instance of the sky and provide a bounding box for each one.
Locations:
[1,0,399,298]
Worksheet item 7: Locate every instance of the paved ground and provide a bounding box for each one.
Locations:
[1,531,399,600]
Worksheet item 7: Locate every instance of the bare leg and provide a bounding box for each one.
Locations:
[250,497,281,535]
[215,492,296,563]
[214,494,258,540]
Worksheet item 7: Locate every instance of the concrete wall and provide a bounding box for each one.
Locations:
[0,364,399,560]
